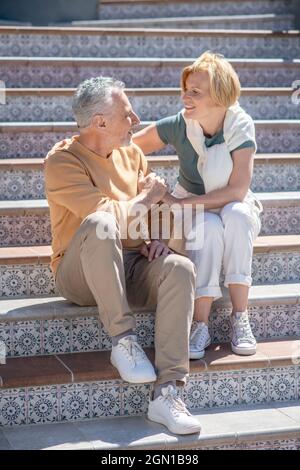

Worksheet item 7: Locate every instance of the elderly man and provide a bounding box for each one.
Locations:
[44,77,201,435]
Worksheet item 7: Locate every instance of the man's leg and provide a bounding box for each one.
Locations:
[124,251,201,435]
[55,211,156,383]
[55,211,135,336]
[125,251,196,385]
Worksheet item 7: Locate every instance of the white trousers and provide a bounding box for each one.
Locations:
[172,183,262,300]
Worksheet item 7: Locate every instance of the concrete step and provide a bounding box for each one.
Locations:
[98,0,297,20]
[0,154,299,200]
[0,193,299,249]
[1,57,299,88]
[1,87,298,122]
[77,14,295,30]
[1,401,300,449]
[0,338,299,427]
[0,121,299,157]
[0,26,299,59]
[0,283,299,358]
[0,236,299,298]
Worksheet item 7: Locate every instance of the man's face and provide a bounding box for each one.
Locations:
[104,89,140,148]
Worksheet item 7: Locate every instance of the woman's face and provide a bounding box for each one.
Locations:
[182,71,220,121]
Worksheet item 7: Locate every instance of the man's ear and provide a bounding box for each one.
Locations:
[92,114,106,128]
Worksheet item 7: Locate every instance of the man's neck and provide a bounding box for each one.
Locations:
[77,133,113,159]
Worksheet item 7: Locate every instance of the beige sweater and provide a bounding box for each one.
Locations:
[44,136,150,276]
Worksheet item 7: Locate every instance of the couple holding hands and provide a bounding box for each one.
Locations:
[45,51,262,435]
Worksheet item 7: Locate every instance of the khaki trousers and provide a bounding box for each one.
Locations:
[55,211,196,385]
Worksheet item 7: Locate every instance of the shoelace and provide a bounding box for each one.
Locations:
[190,324,208,348]
[161,386,192,418]
[119,337,147,366]
[233,316,254,342]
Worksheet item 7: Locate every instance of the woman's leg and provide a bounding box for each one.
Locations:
[186,211,225,358]
[220,201,261,355]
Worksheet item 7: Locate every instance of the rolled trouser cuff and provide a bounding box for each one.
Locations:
[225,274,252,288]
[195,286,223,301]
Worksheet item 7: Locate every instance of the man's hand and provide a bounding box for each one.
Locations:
[138,171,168,202]
[140,240,173,262]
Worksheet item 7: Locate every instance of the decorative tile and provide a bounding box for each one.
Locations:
[42,319,71,355]
[0,323,11,358]
[100,327,112,350]
[0,389,27,427]
[135,315,154,348]
[27,385,59,425]
[269,367,296,402]
[28,266,57,297]
[211,371,240,408]
[71,317,100,352]
[240,370,268,404]
[265,305,291,338]
[12,320,42,357]
[182,374,210,409]
[60,383,90,422]
[122,384,151,416]
[90,381,122,418]
[1,267,27,297]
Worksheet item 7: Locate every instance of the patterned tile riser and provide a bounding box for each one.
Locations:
[0,163,299,201]
[1,64,299,88]
[0,249,299,298]
[98,0,296,20]
[1,304,299,358]
[0,203,298,249]
[0,365,299,426]
[184,439,300,450]
[0,128,299,158]
[93,18,295,30]
[0,34,299,59]
[0,94,299,122]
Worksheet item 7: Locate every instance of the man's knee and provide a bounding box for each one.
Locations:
[80,211,120,241]
[161,254,196,283]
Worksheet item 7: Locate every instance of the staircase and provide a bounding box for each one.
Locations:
[0,0,299,450]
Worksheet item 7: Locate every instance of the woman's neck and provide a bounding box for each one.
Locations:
[198,109,227,138]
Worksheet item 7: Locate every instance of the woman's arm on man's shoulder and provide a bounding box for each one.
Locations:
[133,123,166,155]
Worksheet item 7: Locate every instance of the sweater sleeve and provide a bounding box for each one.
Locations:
[44,151,133,224]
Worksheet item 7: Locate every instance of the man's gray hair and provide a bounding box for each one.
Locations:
[72,76,125,128]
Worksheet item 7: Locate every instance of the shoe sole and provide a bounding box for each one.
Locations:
[147,413,201,435]
[231,342,257,356]
[110,355,157,383]
[189,339,211,360]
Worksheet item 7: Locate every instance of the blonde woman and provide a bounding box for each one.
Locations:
[133,52,262,360]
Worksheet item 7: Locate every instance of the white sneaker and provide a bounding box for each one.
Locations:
[230,311,257,356]
[148,385,201,435]
[189,322,211,359]
[110,335,157,383]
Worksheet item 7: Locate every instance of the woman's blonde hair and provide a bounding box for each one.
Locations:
[181,51,241,108]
